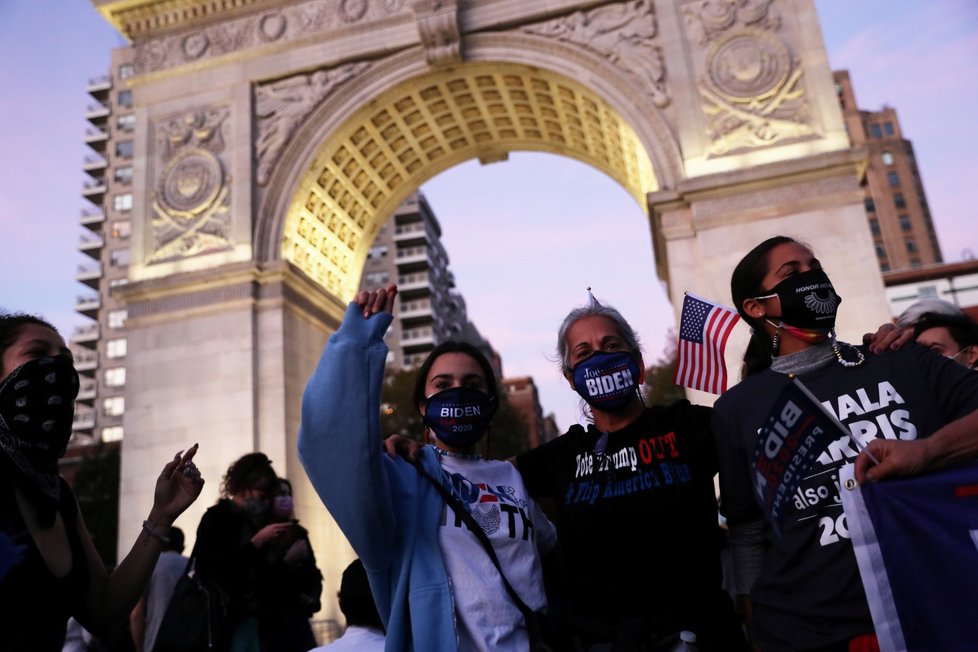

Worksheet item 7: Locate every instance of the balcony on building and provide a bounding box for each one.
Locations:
[395,248,430,272]
[82,177,107,203]
[72,407,96,432]
[396,272,430,292]
[393,222,428,245]
[79,233,104,259]
[401,328,435,347]
[82,155,108,173]
[80,208,105,232]
[85,101,110,125]
[398,298,432,320]
[76,262,102,289]
[75,293,101,319]
[84,126,108,153]
[71,322,100,349]
[74,349,98,376]
[86,75,111,100]
[76,377,98,404]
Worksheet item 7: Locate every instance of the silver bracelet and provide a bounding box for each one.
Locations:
[142,520,171,546]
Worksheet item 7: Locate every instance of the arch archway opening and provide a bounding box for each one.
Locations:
[281,61,659,302]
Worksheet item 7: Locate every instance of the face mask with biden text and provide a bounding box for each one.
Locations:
[572,351,641,412]
[423,386,497,448]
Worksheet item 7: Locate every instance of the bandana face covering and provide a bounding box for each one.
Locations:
[423,386,496,448]
[755,269,842,334]
[572,351,641,412]
[0,355,79,520]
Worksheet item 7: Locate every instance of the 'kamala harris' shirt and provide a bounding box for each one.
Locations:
[713,343,978,652]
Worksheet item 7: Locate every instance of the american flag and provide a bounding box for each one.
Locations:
[673,292,740,394]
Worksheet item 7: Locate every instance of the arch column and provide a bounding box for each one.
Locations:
[649,147,889,404]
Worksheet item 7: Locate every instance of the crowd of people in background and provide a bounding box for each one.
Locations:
[3,232,978,651]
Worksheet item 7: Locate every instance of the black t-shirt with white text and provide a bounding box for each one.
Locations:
[713,343,978,651]
[517,402,732,642]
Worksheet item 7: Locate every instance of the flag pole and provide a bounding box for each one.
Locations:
[789,376,881,465]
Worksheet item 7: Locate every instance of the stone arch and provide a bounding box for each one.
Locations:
[256,35,683,300]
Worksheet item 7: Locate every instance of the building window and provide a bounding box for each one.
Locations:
[102,396,125,417]
[887,171,900,187]
[364,271,390,286]
[875,244,886,259]
[118,63,134,80]
[882,151,894,166]
[864,197,875,213]
[869,124,882,138]
[869,218,881,237]
[115,140,134,158]
[117,114,135,131]
[117,90,133,108]
[894,193,906,209]
[108,309,128,329]
[109,278,130,290]
[106,338,127,359]
[113,193,133,211]
[111,220,131,240]
[105,367,126,387]
[883,122,894,136]
[899,214,911,231]
[919,286,938,299]
[905,238,917,253]
[367,245,388,259]
[114,166,133,185]
[110,248,131,267]
[102,426,124,442]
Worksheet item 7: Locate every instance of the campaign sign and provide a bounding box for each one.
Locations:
[751,378,844,533]
[841,462,978,652]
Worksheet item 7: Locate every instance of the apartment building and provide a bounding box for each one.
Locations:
[834,70,942,272]
[359,191,495,371]
[71,49,136,449]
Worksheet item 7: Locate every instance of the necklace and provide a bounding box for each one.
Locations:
[433,447,482,461]
[831,331,865,368]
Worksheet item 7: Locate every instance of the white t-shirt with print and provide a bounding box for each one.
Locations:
[436,454,557,652]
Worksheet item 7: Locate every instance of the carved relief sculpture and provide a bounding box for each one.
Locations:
[682,0,812,155]
[255,62,372,185]
[523,0,668,108]
[150,108,233,263]
[134,1,408,75]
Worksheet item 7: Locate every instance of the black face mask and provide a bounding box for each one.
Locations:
[0,355,79,522]
[754,269,842,332]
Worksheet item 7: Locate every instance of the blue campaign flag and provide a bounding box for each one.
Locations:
[841,462,978,652]
[751,377,857,534]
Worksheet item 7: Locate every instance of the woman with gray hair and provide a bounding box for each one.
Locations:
[512,291,747,651]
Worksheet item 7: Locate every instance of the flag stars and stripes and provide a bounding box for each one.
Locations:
[673,293,740,395]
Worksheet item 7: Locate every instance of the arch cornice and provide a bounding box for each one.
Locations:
[255,31,683,264]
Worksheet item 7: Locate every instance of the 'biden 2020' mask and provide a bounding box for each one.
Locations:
[423,386,496,448]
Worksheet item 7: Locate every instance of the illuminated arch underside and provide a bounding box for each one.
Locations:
[282,61,657,300]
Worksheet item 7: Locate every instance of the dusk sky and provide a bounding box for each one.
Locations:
[1,1,976,431]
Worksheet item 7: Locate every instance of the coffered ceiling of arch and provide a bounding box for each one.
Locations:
[282,60,657,300]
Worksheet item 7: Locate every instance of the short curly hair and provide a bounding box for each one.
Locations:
[220,452,277,498]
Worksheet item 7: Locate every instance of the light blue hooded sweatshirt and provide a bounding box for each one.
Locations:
[298,303,460,651]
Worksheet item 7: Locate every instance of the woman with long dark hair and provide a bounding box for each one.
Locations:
[0,312,203,651]
[713,236,978,651]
